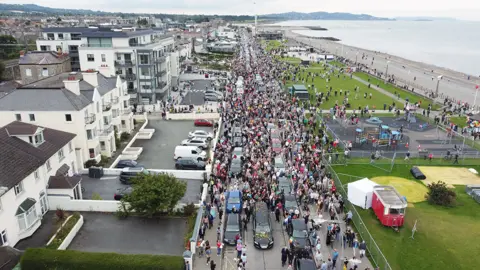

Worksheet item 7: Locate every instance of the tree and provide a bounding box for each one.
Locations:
[121,173,187,217]
[0,35,18,59]
[56,17,62,22]
[137,18,148,26]
[0,61,5,81]
[425,181,457,207]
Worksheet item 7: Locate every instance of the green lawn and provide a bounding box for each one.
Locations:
[284,65,398,110]
[333,164,480,270]
[275,55,301,64]
[329,60,347,68]
[265,40,285,52]
[448,116,468,128]
[353,72,439,110]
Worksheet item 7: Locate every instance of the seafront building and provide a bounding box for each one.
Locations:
[0,71,134,164]
[0,121,80,247]
[36,26,179,104]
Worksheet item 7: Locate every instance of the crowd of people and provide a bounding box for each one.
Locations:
[195,30,377,270]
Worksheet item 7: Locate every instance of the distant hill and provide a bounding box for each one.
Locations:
[0,3,111,15]
[262,11,393,21]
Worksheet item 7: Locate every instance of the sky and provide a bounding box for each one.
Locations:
[4,0,480,21]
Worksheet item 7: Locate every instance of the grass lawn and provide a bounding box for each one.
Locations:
[275,55,301,64]
[333,163,480,270]
[353,72,440,110]
[265,40,285,52]
[329,60,347,68]
[448,116,468,128]
[284,64,398,110]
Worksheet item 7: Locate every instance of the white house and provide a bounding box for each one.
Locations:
[0,121,79,248]
[0,71,134,165]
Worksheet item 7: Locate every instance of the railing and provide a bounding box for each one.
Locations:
[154,56,166,63]
[123,107,132,114]
[122,74,136,81]
[158,81,167,89]
[102,102,112,112]
[138,88,153,93]
[84,114,96,124]
[127,88,136,94]
[101,126,114,135]
[111,97,119,104]
[156,70,167,77]
[114,60,135,67]
[82,44,113,48]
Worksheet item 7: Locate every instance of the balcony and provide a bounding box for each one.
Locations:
[121,74,136,81]
[138,88,153,94]
[112,110,120,118]
[123,107,132,115]
[85,114,96,124]
[100,126,114,137]
[158,81,167,89]
[111,96,119,104]
[154,56,166,63]
[102,102,112,112]
[156,70,167,77]
[114,60,135,67]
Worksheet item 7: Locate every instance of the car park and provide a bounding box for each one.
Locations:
[188,130,214,140]
[175,158,206,170]
[114,186,133,200]
[194,119,214,127]
[115,159,143,169]
[226,190,242,213]
[181,137,209,149]
[174,145,207,161]
[223,213,241,245]
[253,202,274,249]
[119,167,150,184]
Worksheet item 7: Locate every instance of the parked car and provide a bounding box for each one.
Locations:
[287,219,308,237]
[119,167,150,185]
[284,194,299,213]
[204,93,221,102]
[174,145,207,161]
[229,158,243,177]
[293,258,317,270]
[188,130,214,140]
[272,138,282,154]
[114,186,133,200]
[175,158,206,170]
[253,202,274,249]
[226,190,242,213]
[224,213,241,245]
[194,119,214,127]
[181,137,209,149]
[115,159,143,169]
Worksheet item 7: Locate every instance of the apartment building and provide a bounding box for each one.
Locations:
[0,71,134,165]
[36,27,179,104]
[19,51,71,85]
[0,121,78,248]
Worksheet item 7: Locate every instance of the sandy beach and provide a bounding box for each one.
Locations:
[283,29,480,108]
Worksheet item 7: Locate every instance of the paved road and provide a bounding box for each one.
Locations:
[287,31,480,107]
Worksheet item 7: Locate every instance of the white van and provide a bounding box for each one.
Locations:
[174,146,207,161]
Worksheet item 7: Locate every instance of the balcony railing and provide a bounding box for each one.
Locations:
[154,56,166,63]
[102,102,112,111]
[156,70,167,77]
[111,97,119,104]
[123,107,132,114]
[100,126,114,136]
[127,87,136,94]
[85,114,96,124]
[139,88,153,93]
[158,81,167,89]
[121,74,136,81]
[114,60,135,67]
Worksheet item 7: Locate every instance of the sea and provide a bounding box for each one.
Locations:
[274,20,480,76]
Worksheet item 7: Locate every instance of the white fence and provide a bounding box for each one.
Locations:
[166,112,220,120]
[46,214,84,250]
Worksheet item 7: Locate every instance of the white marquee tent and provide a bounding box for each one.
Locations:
[347,178,378,209]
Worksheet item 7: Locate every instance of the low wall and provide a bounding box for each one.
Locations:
[46,214,84,250]
[166,112,220,120]
[80,168,206,179]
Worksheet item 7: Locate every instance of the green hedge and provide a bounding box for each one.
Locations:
[21,248,185,270]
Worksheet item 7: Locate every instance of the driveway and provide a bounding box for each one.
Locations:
[68,212,187,255]
[81,175,202,203]
[132,120,213,169]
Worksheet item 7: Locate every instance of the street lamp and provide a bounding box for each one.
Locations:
[355,51,359,64]
[435,75,443,98]
[384,61,391,83]
[473,85,479,110]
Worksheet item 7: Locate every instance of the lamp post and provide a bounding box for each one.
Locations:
[384,61,391,83]
[355,51,358,64]
[473,85,479,110]
[435,75,443,98]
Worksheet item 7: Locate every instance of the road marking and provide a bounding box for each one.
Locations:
[99,176,118,180]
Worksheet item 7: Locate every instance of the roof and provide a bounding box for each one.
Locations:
[292,84,307,91]
[19,51,70,65]
[0,72,118,111]
[348,178,378,193]
[0,121,76,192]
[48,175,82,189]
[374,186,408,208]
[42,27,163,38]
[5,124,39,136]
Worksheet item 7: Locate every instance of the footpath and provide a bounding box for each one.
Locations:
[194,204,224,270]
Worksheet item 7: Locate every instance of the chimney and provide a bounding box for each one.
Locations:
[63,76,81,95]
[82,70,99,87]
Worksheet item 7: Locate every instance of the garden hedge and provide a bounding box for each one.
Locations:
[20,248,185,270]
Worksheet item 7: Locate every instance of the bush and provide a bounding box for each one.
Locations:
[183,203,197,216]
[91,193,103,200]
[47,212,81,249]
[21,248,185,270]
[425,181,457,207]
[84,160,97,168]
[120,132,130,141]
[97,155,111,167]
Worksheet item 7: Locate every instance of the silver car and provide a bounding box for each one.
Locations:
[181,137,209,149]
[204,93,221,102]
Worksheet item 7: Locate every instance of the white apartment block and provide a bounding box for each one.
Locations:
[0,71,134,165]
[36,27,180,104]
[0,121,79,248]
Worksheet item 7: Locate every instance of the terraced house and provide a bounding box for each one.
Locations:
[0,71,134,165]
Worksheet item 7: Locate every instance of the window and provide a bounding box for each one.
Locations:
[140,55,149,65]
[25,68,32,77]
[29,114,35,121]
[40,45,48,51]
[140,67,149,76]
[14,183,24,196]
[56,46,62,52]
[58,148,65,161]
[46,159,51,171]
[34,170,40,180]
[68,141,73,152]
[17,200,38,231]
[15,114,21,121]
[58,33,64,39]
[117,55,121,61]
[86,129,94,140]
[34,132,44,144]
[101,54,106,62]
[71,162,76,174]
[42,68,48,77]
[87,54,95,62]
[0,230,7,246]
[65,114,72,122]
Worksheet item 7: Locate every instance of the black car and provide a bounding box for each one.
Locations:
[114,186,133,200]
[224,213,241,245]
[253,202,274,249]
[119,167,150,184]
[294,258,317,270]
[115,159,143,169]
[287,219,308,236]
[284,194,299,213]
[175,158,206,170]
[229,158,243,177]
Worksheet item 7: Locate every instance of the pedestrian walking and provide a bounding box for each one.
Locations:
[281,247,288,266]
[217,240,223,256]
[359,241,366,258]
[332,249,339,268]
[210,261,216,270]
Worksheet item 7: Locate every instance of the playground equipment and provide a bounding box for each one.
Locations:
[354,128,368,145]
[366,117,383,124]
[378,125,402,147]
